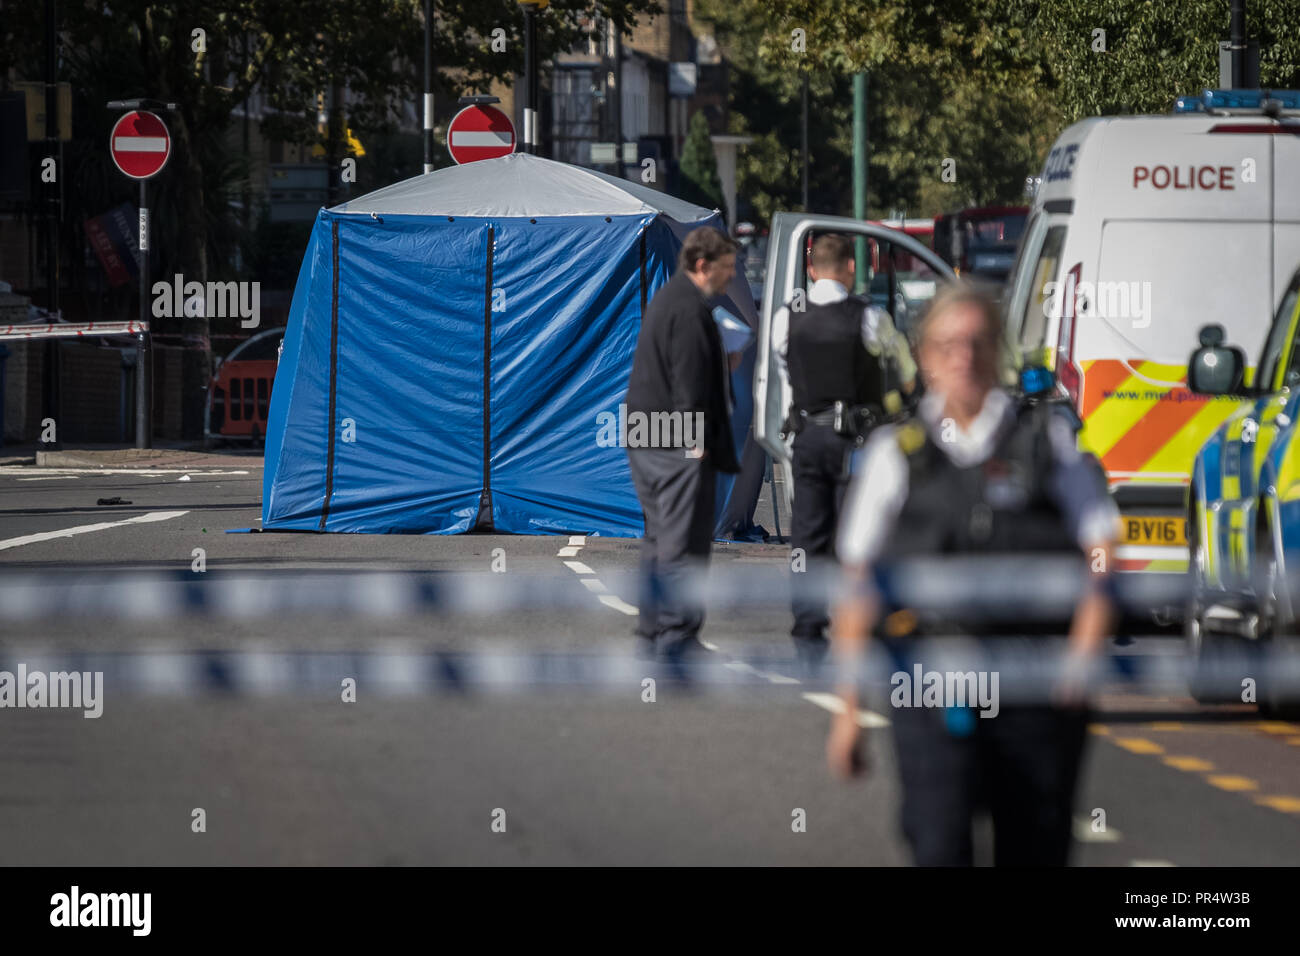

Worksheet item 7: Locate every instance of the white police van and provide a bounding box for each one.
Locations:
[1003,89,1300,575]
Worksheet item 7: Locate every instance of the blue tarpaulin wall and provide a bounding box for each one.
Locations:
[262,203,755,537]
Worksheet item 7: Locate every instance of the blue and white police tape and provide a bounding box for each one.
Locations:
[0,557,1195,622]
[1,640,1298,699]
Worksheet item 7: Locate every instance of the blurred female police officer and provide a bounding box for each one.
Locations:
[825,283,1119,866]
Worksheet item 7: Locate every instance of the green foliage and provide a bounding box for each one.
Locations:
[0,0,663,283]
[698,0,1053,220]
[677,110,726,216]
[1036,0,1300,122]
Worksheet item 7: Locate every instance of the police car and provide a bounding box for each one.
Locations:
[1185,266,1300,714]
[1004,89,1300,585]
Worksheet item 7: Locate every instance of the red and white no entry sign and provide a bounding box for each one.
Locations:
[109,110,171,180]
[447,105,516,165]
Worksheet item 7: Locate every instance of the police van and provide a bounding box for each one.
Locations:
[1004,89,1300,576]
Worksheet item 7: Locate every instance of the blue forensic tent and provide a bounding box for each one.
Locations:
[262,152,764,537]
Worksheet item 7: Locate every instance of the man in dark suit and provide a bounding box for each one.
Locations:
[625,226,742,661]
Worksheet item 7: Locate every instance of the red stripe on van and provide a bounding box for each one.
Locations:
[1099,393,1203,474]
[1079,359,1133,419]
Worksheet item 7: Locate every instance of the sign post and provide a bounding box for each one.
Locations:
[108,107,171,448]
[446,104,516,165]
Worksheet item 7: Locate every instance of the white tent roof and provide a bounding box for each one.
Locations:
[329,152,719,222]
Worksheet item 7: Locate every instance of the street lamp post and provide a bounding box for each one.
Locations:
[424,0,435,172]
[42,0,60,449]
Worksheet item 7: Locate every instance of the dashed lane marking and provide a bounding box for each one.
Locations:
[1254,795,1300,813]
[1113,737,1165,755]
[801,692,891,727]
[597,594,639,616]
[1102,724,1300,821]
[1205,775,1259,792]
[1162,756,1214,772]
[1255,721,1300,735]
[1129,860,1177,867]
[556,537,888,720]
[0,510,189,552]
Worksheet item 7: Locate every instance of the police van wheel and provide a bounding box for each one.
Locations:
[1256,546,1300,718]
[1186,611,1247,704]
[1259,640,1300,719]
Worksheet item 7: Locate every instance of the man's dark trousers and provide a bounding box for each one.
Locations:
[790,422,856,654]
[627,446,716,658]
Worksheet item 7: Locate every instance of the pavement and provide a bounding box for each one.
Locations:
[1,449,1298,865]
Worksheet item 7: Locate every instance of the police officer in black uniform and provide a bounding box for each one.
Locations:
[773,234,916,669]
[826,283,1119,866]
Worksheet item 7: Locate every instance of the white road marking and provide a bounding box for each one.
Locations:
[597,594,639,616]
[16,475,78,481]
[1073,816,1122,843]
[725,658,802,685]
[801,691,891,727]
[0,467,250,476]
[1128,859,1177,867]
[0,510,188,552]
[555,536,818,692]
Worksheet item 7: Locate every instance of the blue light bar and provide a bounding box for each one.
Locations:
[1174,89,1300,113]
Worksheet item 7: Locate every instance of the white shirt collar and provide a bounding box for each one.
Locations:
[808,278,849,305]
[917,388,1014,467]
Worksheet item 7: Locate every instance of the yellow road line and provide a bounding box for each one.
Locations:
[1255,721,1300,735]
[1206,775,1259,792]
[1113,737,1165,755]
[1254,795,1300,813]
[1162,756,1214,772]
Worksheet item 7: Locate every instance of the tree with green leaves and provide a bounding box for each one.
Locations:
[696,0,1055,221]
[677,109,726,217]
[0,0,660,437]
[1034,0,1300,122]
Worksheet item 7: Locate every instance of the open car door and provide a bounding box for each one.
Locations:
[754,213,958,482]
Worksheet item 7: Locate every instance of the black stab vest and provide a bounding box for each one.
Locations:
[787,295,885,413]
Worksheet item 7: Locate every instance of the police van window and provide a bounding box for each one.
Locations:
[1265,278,1300,389]
[1016,225,1067,350]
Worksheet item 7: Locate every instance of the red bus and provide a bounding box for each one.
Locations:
[932,205,1029,282]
